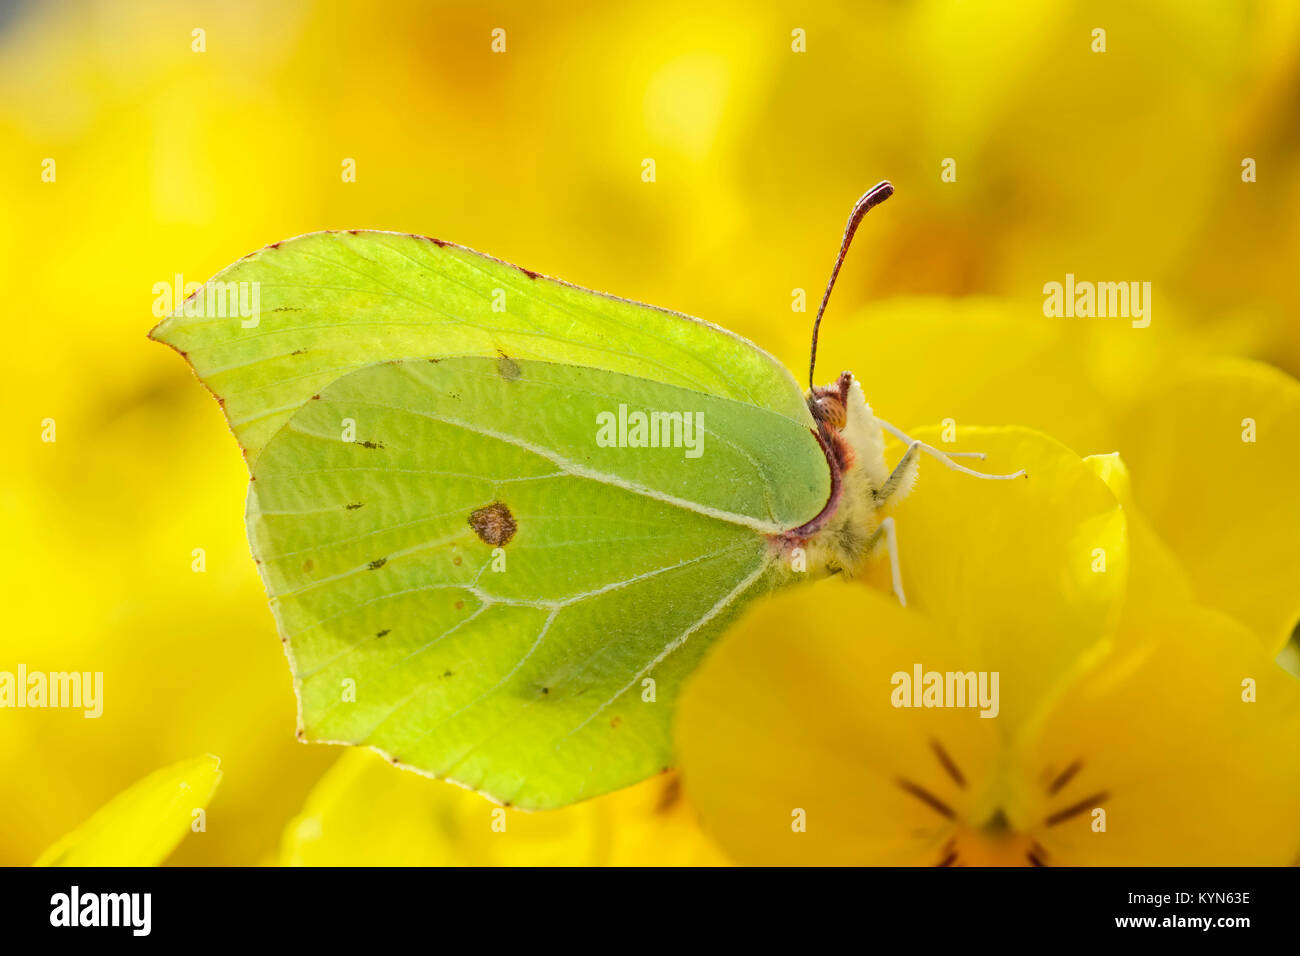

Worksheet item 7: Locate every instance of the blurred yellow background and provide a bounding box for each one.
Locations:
[2,0,1298,865]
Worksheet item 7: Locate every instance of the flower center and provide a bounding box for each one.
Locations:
[896,740,1110,866]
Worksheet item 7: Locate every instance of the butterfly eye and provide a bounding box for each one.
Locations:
[809,392,847,431]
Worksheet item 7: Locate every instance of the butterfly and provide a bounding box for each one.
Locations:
[151,181,1021,809]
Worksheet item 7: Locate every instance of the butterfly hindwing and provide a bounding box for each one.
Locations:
[249,357,826,807]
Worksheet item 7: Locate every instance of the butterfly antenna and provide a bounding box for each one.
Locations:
[809,181,894,389]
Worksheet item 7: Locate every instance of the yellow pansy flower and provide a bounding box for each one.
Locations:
[677,429,1300,865]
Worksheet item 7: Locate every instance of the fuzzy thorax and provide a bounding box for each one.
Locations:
[775,372,911,578]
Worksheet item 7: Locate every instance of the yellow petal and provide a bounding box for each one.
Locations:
[677,580,1001,865]
[877,426,1127,725]
[1083,452,1194,604]
[1116,359,1300,651]
[1014,603,1300,865]
[34,754,222,867]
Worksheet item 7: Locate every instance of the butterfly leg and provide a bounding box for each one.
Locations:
[865,516,906,607]
[876,440,923,504]
[876,418,1026,480]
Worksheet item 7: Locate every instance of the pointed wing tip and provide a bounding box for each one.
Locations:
[146,314,189,359]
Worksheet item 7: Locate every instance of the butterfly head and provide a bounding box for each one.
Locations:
[782,370,890,577]
[807,371,888,486]
[807,371,852,432]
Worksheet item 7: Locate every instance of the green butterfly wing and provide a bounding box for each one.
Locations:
[251,357,826,807]
[152,232,833,807]
[149,230,813,463]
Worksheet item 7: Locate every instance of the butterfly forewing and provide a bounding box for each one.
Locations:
[150,231,814,463]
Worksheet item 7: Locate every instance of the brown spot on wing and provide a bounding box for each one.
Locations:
[496,350,522,381]
[469,501,517,546]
